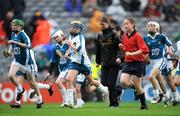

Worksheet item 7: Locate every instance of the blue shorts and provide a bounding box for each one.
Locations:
[16,71,37,79]
[16,71,26,77]
[121,61,146,77]
[68,62,92,75]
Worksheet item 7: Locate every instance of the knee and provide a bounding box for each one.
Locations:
[89,80,95,85]
[29,80,36,87]
[8,73,14,79]
[174,81,179,86]
[55,79,59,85]
[158,80,164,85]
[149,76,154,80]
[120,81,127,88]
[66,77,72,82]
[76,87,81,93]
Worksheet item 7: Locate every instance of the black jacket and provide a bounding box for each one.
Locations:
[96,27,123,67]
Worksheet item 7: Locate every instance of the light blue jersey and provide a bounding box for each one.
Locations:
[11,31,35,65]
[176,41,180,75]
[68,33,92,75]
[144,33,172,59]
[70,33,91,66]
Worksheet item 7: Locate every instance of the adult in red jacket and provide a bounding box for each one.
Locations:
[32,19,51,48]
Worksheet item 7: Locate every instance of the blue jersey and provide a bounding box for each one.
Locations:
[11,31,35,65]
[50,44,61,64]
[50,43,71,70]
[59,43,71,71]
[144,33,172,59]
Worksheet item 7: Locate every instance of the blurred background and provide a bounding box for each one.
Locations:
[0,0,180,103]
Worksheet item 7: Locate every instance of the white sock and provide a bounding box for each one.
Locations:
[67,89,74,105]
[37,83,50,89]
[77,98,81,104]
[15,89,21,104]
[172,91,177,101]
[37,95,43,104]
[60,87,67,104]
[97,83,106,93]
[164,92,170,98]
[80,98,84,104]
[153,89,159,98]
[77,98,84,105]
[73,88,77,103]
[17,84,23,93]
[15,100,21,104]
[158,88,163,94]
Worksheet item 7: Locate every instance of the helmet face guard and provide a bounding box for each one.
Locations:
[147,21,159,33]
[70,21,83,32]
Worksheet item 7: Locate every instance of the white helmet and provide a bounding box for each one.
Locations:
[52,30,64,38]
[147,21,159,30]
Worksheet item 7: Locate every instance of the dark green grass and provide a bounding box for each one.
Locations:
[0,102,180,116]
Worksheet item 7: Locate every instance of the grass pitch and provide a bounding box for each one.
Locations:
[0,102,180,116]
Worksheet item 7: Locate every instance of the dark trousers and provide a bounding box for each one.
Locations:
[101,66,119,107]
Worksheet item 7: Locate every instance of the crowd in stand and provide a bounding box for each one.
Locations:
[0,0,179,74]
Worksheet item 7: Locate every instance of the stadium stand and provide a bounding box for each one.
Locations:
[0,0,179,81]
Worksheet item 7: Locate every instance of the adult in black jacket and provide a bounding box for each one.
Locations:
[96,16,122,107]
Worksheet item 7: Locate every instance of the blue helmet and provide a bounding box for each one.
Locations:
[70,20,83,32]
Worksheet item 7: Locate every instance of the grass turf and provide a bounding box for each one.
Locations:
[0,102,180,116]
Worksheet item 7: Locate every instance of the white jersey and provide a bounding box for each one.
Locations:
[30,49,38,72]
[176,41,180,74]
[70,33,91,67]
[176,41,180,58]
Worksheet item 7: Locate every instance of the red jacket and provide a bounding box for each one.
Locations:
[122,30,149,62]
[32,19,51,48]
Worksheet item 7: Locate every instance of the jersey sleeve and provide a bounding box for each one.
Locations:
[76,34,83,52]
[20,32,31,48]
[136,33,149,54]
[177,41,180,56]
[161,34,172,46]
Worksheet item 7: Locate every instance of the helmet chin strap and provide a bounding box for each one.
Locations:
[70,32,78,37]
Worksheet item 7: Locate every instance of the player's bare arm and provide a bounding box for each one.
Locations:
[8,40,31,49]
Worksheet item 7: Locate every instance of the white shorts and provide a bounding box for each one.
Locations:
[166,60,173,70]
[59,69,86,83]
[76,74,86,83]
[161,58,173,76]
[150,58,166,70]
[12,61,36,74]
[59,68,68,79]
